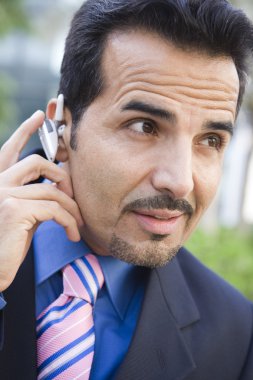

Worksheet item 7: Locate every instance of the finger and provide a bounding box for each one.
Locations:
[2,198,81,242]
[0,110,45,172]
[0,154,74,198]
[4,183,84,227]
[32,200,81,242]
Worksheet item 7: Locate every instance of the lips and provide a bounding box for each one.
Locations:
[133,209,184,235]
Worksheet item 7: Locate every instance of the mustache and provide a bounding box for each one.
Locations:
[122,194,194,216]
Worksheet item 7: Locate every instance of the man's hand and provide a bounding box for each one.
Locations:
[0,111,83,292]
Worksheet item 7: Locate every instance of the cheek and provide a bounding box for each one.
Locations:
[70,138,144,225]
[183,161,222,242]
[194,159,222,211]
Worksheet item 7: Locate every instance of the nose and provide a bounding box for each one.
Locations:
[151,139,194,199]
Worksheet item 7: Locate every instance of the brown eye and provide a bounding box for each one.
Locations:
[142,123,154,134]
[208,136,220,147]
[128,120,156,135]
[202,135,222,149]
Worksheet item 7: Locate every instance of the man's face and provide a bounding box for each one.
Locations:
[65,30,239,267]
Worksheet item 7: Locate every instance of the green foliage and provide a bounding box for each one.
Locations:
[186,228,253,300]
[0,72,17,141]
[0,0,28,139]
[0,0,28,36]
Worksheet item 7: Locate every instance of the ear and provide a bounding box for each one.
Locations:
[46,99,72,163]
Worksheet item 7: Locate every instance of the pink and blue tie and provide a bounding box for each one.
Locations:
[36,254,104,380]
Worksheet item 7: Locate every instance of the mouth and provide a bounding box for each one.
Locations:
[132,209,184,235]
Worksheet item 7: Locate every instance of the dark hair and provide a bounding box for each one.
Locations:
[59,0,253,148]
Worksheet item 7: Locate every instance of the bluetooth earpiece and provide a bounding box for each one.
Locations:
[38,94,66,162]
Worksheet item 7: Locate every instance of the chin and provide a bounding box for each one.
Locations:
[109,233,181,268]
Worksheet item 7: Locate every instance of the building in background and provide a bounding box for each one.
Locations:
[219,113,253,227]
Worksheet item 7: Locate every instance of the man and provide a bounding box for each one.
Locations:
[0,0,253,379]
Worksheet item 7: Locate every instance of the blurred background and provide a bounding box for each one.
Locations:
[0,0,252,298]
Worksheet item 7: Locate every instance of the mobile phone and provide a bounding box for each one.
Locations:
[38,94,65,162]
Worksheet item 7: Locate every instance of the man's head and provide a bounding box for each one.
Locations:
[59,0,253,146]
[50,0,253,267]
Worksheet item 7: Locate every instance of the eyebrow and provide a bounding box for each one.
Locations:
[203,121,234,137]
[121,100,234,136]
[121,101,176,123]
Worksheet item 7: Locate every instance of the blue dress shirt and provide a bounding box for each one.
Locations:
[34,220,148,380]
[0,295,5,350]
[0,297,6,310]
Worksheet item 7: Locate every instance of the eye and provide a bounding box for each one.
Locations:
[201,134,224,150]
[126,120,157,136]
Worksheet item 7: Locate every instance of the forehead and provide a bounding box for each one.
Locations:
[99,29,239,120]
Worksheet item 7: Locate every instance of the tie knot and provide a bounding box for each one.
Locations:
[62,254,104,304]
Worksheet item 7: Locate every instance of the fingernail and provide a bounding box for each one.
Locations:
[30,110,43,119]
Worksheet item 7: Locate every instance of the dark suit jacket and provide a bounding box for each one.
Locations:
[0,245,253,380]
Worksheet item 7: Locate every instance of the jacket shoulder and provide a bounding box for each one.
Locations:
[173,247,253,379]
[177,246,252,310]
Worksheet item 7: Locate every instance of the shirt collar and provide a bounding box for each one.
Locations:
[34,220,146,320]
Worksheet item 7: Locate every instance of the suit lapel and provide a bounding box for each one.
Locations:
[115,253,199,380]
[0,239,199,380]
[0,246,37,380]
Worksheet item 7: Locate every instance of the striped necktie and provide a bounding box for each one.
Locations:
[36,254,104,380]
